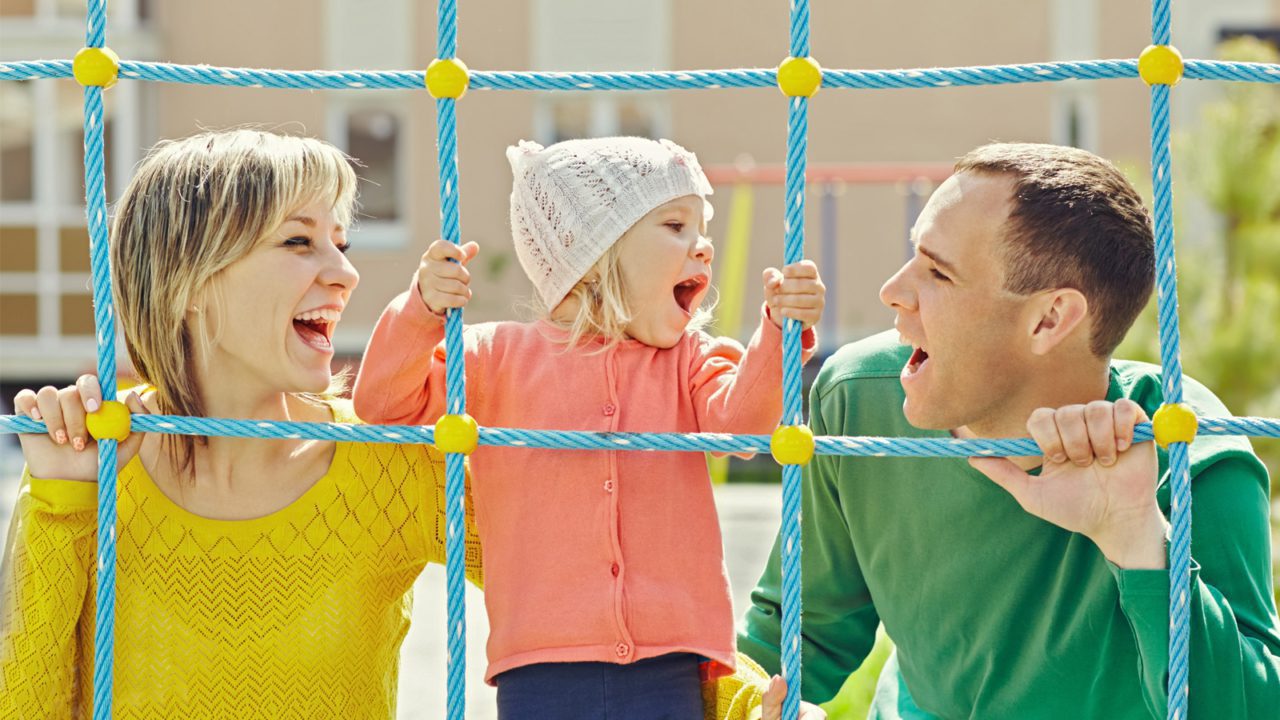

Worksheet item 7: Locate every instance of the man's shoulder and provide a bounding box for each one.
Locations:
[816,330,912,392]
[1110,358,1233,417]
[1111,358,1263,477]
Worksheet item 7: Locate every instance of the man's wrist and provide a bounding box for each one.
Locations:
[1093,508,1170,570]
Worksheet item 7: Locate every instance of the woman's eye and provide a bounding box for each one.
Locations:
[285,236,312,248]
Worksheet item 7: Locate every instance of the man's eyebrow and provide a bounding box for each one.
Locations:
[918,245,959,276]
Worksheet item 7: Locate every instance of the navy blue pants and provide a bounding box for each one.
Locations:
[495,653,703,720]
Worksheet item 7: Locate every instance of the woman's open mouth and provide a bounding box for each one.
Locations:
[292,308,340,352]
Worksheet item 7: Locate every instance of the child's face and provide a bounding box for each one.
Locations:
[616,195,713,348]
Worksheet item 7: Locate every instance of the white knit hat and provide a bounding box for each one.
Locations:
[507,136,714,309]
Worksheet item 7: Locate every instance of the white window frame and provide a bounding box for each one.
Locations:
[325,97,410,251]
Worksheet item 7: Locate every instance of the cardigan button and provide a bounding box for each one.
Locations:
[615,642,630,657]
[603,403,616,416]
[603,480,615,492]
[611,562,620,577]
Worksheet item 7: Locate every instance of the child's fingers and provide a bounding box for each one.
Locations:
[428,258,472,285]
[762,267,783,290]
[772,278,826,298]
[425,239,468,264]
[781,260,820,278]
[35,386,66,444]
[76,374,102,414]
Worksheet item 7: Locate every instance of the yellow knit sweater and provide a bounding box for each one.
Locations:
[0,401,774,719]
[0,400,483,719]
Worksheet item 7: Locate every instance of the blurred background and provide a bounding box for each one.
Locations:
[1,1,1277,717]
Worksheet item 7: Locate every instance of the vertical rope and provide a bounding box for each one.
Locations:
[85,1,116,718]
[1151,81,1191,720]
[1149,2,1189,718]
[435,2,466,716]
[438,0,457,59]
[780,3,812,717]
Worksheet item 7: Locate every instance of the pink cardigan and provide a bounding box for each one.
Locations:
[352,284,816,683]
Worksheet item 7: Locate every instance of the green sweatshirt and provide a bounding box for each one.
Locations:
[740,331,1279,719]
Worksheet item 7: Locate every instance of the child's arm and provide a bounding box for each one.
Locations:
[691,260,824,434]
[0,471,96,715]
[352,240,479,426]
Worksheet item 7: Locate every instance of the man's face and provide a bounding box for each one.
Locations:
[879,172,1039,434]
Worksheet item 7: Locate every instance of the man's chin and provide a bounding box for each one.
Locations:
[901,397,951,431]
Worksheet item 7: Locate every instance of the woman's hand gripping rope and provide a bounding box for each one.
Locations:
[14,374,149,481]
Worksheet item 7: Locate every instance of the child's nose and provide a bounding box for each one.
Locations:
[693,236,714,263]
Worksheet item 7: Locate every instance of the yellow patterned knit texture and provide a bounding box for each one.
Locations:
[0,406,483,720]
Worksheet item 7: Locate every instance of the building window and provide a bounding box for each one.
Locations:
[328,102,408,248]
[531,0,671,144]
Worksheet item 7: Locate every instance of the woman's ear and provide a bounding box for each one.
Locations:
[1027,288,1088,356]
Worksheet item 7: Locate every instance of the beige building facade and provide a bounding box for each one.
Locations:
[1,0,1277,383]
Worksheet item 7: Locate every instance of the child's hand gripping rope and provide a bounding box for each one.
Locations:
[763,260,826,331]
[417,238,481,315]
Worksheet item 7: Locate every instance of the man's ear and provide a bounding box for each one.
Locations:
[1027,288,1088,356]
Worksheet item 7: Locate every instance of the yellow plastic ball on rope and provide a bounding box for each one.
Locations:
[777,56,822,98]
[1152,402,1197,448]
[1138,45,1184,87]
[770,425,815,466]
[426,58,470,99]
[73,46,120,89]
[434,413,479,455]
[86,400,131,442]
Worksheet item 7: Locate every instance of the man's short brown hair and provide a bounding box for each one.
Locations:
[955,143,1154,356]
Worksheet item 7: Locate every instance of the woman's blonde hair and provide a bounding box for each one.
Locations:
[537,243,713,352]
[110,129,358,477]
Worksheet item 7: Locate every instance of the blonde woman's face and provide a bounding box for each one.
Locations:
[615,195,713,348]
[196,199,358,395]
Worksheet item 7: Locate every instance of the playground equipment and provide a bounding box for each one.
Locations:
[2,1,1280,718]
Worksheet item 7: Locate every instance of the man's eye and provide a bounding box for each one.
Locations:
[930,268,950,282]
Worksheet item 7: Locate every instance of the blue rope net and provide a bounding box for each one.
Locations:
[1,0,1278,718]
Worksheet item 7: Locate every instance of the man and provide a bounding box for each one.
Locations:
[740,143,1280,718]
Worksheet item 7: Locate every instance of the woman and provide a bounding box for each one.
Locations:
[0,130,483,719]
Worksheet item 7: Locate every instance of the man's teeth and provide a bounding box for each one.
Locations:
[293,308,341,323]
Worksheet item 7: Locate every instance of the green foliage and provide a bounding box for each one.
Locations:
[821,626,893,720]
[1117,36,1280,486]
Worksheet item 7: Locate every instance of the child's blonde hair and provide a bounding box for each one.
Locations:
[538,243,714,351]
[111,129,358,477]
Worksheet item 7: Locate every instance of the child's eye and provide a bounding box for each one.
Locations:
[336,242,351,254]
[930,268,951,282]
[284,236,312,249]
[665,222,685,233]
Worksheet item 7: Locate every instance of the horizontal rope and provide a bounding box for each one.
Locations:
[1,413,1275,456]
[4,59,1277,89]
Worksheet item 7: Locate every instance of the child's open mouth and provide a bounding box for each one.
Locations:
[673,275,708,314]
[292,308,340,351]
